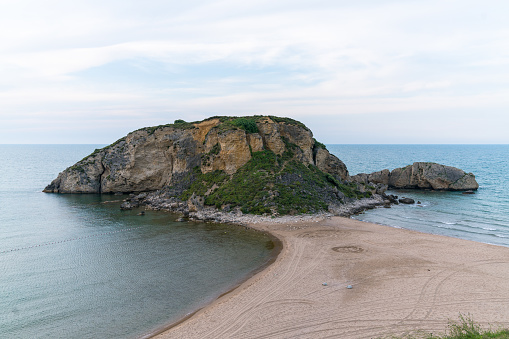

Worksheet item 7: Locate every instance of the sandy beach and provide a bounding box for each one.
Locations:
[154,216,509,339]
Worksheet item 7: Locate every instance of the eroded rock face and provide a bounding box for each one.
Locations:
[350,169,390,185]
[256,117,286,155]
[279,123,314,164]
[43,152,104,193]
[247,133,264,153]
[350,162,478,191]
[314,148,349,181]
[216,129,252,175]
[44,116,348,193]
[390,162,479,190]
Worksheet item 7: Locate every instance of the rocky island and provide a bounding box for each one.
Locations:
[350,162,479,191]
[44,116,478,220]
[43,116,503,339]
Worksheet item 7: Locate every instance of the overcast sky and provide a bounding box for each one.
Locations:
[1,0,508,144]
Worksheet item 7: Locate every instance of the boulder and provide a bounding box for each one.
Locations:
[315,148,349,181]
[389,162,478,191]
[349,173,369,184]
[188,194,205,212]
[398,197,415,204]
[368,169,390,185]
[351,162,478,192]
[349,169,390,186]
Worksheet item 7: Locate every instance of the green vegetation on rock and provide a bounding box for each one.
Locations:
[313,138,327,150]
[181,148,370,215]
[231,117,259,133]
[69,164,86,173]
[180,168,229,201]
[131,115,310,138]
[201,143,221,167]
[268,116,309,131]
[136,120,196,135]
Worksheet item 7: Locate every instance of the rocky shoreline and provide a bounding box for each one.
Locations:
[120,189,394,225]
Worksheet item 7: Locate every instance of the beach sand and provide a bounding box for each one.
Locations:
[154,216,509,338]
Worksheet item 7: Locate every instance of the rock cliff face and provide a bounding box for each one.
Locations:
[350,162,479,191]
[44,116,479,217]
[44,116,349,194]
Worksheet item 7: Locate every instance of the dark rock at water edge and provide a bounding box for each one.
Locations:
[350,162,479,191]
[398,197,415,204]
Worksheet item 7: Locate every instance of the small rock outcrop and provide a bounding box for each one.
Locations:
[349,169,390,186]
[398,197,415,204]
[350,162,479,191]
[315,148,349,181]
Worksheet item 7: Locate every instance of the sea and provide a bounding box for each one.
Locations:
[328,144,509,247]
[0,145,276,339]
[1,144,508,338]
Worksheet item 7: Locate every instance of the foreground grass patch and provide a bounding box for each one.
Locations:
[387,315,509,339]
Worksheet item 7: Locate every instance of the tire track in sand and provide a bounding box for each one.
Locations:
[202,235,328,338]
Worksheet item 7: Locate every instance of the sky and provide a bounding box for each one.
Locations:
[1,0,508,144]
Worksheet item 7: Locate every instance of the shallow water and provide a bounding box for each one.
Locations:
[0,145,275,339]
[328,144,509,247]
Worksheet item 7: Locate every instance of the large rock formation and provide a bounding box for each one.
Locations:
[44,116,349,194]
[350,162,479,191]
[46,116,477,218]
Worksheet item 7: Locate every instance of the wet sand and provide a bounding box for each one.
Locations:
[154,216,509,338]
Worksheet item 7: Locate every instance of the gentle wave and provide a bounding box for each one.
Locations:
[332,145,509,248]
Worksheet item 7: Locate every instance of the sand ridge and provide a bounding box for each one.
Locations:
[154,217,509,338]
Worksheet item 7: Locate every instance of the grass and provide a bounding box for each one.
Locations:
[206,115,310,134]
[69,164,86,173]
[204,150,278,214]
[231,117,259,133]
[181,149,369,215]
[268,115,310,131]
[386,315,509,339]
[180,168,229,201]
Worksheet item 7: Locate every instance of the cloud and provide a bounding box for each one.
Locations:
[1,0,509,143]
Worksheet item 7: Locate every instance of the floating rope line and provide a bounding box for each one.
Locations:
[0,226,145,254]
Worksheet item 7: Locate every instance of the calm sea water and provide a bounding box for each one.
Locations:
[328,145,509,247]
[2,144,507,338]
[0,145,275,339]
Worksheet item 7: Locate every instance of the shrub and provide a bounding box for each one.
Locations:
[386,314,509,339]
[180,168,229,201]
[268,116,310,130]
[232,118,259,133]
[313,138,327,150]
